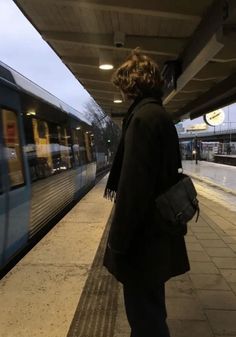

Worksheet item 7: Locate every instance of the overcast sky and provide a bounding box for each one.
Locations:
[0,0,91,113]
[0,0,235,131]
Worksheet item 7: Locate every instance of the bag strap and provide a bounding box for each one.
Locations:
[177,142,183,172]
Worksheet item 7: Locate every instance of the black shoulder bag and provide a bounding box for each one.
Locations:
[154,152,200,236]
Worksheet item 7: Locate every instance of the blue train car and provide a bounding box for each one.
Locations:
[0,62,119,270]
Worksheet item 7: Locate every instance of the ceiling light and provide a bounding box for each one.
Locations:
[113,93,123,103]
[99,63,114,70]
[99,51,114,70]
[26,111,36,116]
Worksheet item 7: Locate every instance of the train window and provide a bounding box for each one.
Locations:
[23,116,72,181]
[72,126,95,166]
[57,126,72,170]
[72,128,80,166]
[2,109,25,188]
[77,126,87,165]
[89,132,96,161]
[31,118,52,179]
[0,115,3,194]
[0,165,3,194]
[84,131,93,163]
[0,142,4,194]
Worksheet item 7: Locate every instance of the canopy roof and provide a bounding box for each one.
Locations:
[14,0,236,124]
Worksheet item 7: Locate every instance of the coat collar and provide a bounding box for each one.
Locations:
[122,94,163,130]
[131,95,162,111]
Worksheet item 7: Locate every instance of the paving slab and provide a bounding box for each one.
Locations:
[205,247,236,257]
[186,242,204,251]
[220,269,236,282]
[212,257,236,269]
[188,251,211,262]
[229,244,236,252]
[225,230,236,236]
[168,320,214,337]
[165,280,195,298]
[205,310,236,335]
[199,239,228,248]
[167,297,206,320]
[230,283,236,294]
[194,232,221,240]
[196,290,236,309]
[207,215,236,232]
[189,274,230,290]
[222,235,236,244]
[189,261,220,274]
[185,235,198,243]
[191,226,216,233]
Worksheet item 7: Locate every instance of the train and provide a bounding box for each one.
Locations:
[0,61,120,271]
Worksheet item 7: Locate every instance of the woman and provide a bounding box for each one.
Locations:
[103,49,190,337]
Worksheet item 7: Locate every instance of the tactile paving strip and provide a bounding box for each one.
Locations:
[67,210,119,337]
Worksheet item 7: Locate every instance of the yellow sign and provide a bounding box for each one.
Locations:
[186,123,208,131]
[204,109,225,126]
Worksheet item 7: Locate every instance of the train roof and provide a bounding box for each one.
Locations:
[0,61,91,125]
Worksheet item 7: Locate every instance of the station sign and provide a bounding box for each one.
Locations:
[204,109,225,126]
[186,123,208,132]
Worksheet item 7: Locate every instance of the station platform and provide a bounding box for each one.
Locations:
[183,160,236,213]
[0,168,236,337]
[182,160,236,193]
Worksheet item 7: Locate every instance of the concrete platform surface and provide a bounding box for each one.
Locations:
[0,175,113,337]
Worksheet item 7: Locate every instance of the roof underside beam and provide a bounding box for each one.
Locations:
[163,0,229,106]
[63,55,167,71]
[88,88,117,95]
[74,72,112,83]
[43,32,184,57]
[27,0,201,22]
[178,72,236,120]
[83,80,115,92]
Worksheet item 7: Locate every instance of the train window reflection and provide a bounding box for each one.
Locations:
[31,118,52,179]
[2,109,25,188]
[76,126,86,165]
[57,126,72,170]
[24,117,72,181]
[0,140,4,194]
[84,131,93,163]
[72,128,80,166]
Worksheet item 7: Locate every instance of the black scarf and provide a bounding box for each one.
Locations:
[104,93,163,201]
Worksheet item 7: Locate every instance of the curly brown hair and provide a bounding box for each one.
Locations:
[112,48,163,100]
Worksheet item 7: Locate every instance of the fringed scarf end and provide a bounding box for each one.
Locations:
[104,188,116,202]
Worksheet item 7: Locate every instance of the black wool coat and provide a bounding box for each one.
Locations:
[103,96,190,286]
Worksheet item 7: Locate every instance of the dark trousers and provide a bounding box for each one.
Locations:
[123,283,171,337]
